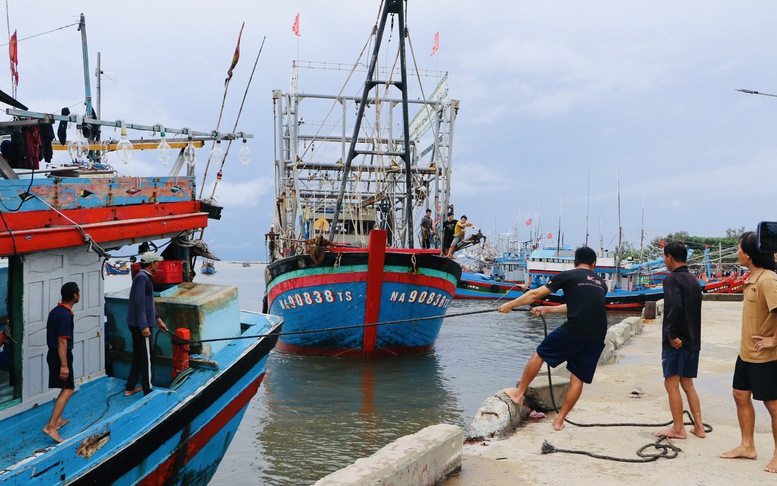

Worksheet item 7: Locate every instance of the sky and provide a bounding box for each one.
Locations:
[4,1,777,261]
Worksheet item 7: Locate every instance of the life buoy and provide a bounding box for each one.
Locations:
[489,284,499,293]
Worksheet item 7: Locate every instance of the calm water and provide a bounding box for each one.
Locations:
[106,262,628,485]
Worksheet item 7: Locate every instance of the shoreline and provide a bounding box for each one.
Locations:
[445,300,777,485]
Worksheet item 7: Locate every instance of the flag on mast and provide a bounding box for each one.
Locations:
[292,13,300,36]
[9,30,18,87]
[525,218,532,226]
[431,32,439,55]
[225,22,245,85]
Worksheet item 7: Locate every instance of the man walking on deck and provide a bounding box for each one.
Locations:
[441,212,457,257]
[420,208,433,249]
[43,282,80,443]
[497,246,607,430]
[125,251,169,396]
[655,241,705,439]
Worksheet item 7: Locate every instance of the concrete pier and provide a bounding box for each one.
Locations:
[446,300,777,485]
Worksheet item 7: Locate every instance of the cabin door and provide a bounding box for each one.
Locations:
[20,247,105,404]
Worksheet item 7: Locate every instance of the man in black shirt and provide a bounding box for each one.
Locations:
[420,208,433,249]
[441,212,457,257]
[498,246,607,430]
[655,241,705,439]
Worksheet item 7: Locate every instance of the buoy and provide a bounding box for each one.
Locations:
[172,328,190,379]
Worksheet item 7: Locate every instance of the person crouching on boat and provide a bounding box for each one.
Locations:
[447,215,474,258]
[43,282,80,443]
[497,246,607,430]
[125,251,169,397]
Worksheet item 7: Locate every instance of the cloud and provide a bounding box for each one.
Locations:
[204,178,274,208]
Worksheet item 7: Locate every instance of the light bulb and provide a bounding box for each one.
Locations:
[210,140,223,164]
[67,139,78,161]
[184,139,196,167]
[116,125,133,164]
[76,135,89,163]
[157,130,172,165]
[239,139,251,165]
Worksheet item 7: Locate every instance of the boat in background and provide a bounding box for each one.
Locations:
[104,260,129,275]
[0,14,280,484]
[201,259,217,274]
[265,1,461,357]
[455,271,525,300]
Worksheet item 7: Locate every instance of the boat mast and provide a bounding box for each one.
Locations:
[78,14,95,133]
[328,0,414,246]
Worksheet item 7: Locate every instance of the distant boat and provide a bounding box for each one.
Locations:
[104,260,129,275]
[201,259,217,275]
[455,271,525,300]
[242,261,251,267]
[264,1,461,358]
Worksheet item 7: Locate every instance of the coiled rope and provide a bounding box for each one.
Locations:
[535,312,712,463]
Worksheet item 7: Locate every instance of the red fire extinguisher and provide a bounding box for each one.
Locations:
[172,328,190,379]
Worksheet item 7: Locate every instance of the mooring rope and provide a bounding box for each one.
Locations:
[160,307,514,345]
[534,312,713,463]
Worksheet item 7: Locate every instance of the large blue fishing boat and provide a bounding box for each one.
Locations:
[0,14,280,484]
[265,0,461,358]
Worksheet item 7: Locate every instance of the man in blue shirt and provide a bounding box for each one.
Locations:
[125,251,169,396]
[43,282,80,443]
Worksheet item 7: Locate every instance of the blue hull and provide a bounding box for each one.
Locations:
[455,271,525,300]
[266,249,461,358]
[0,310,281,485]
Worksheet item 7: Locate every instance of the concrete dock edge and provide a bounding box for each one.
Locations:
[313,424,463,486]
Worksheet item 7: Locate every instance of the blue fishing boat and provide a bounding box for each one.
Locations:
[0,14,280,484]
[201,259,217,275]
[455,271,525,300]
[104,260,130,275]
[265,1,461,358]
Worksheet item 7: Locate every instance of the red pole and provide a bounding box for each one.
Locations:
[363,230,387,357]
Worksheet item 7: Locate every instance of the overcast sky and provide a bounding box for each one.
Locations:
[5,1,777,261]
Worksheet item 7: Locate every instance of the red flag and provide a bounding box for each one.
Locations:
[525,218,532,226]
[431,32,439,55]
[292,13,300,37]
[660,238,665,249]
[9,30,18,86]
[225,22,245,85]
[547,233,553,239]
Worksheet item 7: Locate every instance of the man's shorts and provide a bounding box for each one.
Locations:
[536,326,605,384]
[47,348,75,389]
[661,347,699,379]
[732,355,777,401]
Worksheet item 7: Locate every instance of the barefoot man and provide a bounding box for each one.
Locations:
[654,241,705,439]
[43,282,80,443]
[720,231,777,473]
[498,246,607,430]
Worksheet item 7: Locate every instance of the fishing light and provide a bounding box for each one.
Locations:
[183,137,196,167]
[210,139,223,164]
[157,127,172,165]
[239,138,251,165]
[75,132,90,163]
[116,121,133,164]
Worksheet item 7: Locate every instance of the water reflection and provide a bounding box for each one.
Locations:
[257,352,459,484]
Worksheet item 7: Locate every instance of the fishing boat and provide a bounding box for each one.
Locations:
[201,259,217,275]
[527,246,664,311]
[455,271,526,300]
[264,0,461,358]
[0,15,281,484]
[104,260,130,275]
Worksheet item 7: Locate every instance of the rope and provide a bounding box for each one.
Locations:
[534,312,713,462]
[162,307,511,345]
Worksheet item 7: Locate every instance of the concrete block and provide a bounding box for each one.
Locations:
[526,372,569,412]
[599,338,615,364]
[467,389,528,440]
[315,424,463,486]
[550,362,571,379]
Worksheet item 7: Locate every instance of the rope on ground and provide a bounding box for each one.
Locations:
[535,313,713,463]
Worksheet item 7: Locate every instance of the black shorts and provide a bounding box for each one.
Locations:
[732,355,777,401]
[536,326,605,384]
[47,348,75,390]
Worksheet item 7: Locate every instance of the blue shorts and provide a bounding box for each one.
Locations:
[662,347,699,379]
[732,356,777,401]
[536,327,605,384]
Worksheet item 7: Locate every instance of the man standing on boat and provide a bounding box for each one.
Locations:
[420,208,433,249]
[441,212,457,257]
[497,246,607,430]
[447,215,475,258]
[655,241,705,439]
[125,251,169,396]
[43,282,80,443]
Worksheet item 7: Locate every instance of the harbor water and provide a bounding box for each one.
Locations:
[106,262,627,485]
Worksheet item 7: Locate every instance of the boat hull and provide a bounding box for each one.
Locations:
[0,311,281,486]
[265,235,461,358]
[539,287,664,311]
[454,271,525,300]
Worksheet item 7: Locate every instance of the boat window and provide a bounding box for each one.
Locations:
[0,257,15,409]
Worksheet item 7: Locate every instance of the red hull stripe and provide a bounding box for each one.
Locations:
[137,373,265,485]
[363,231,387,354]
[268,271,456,303]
